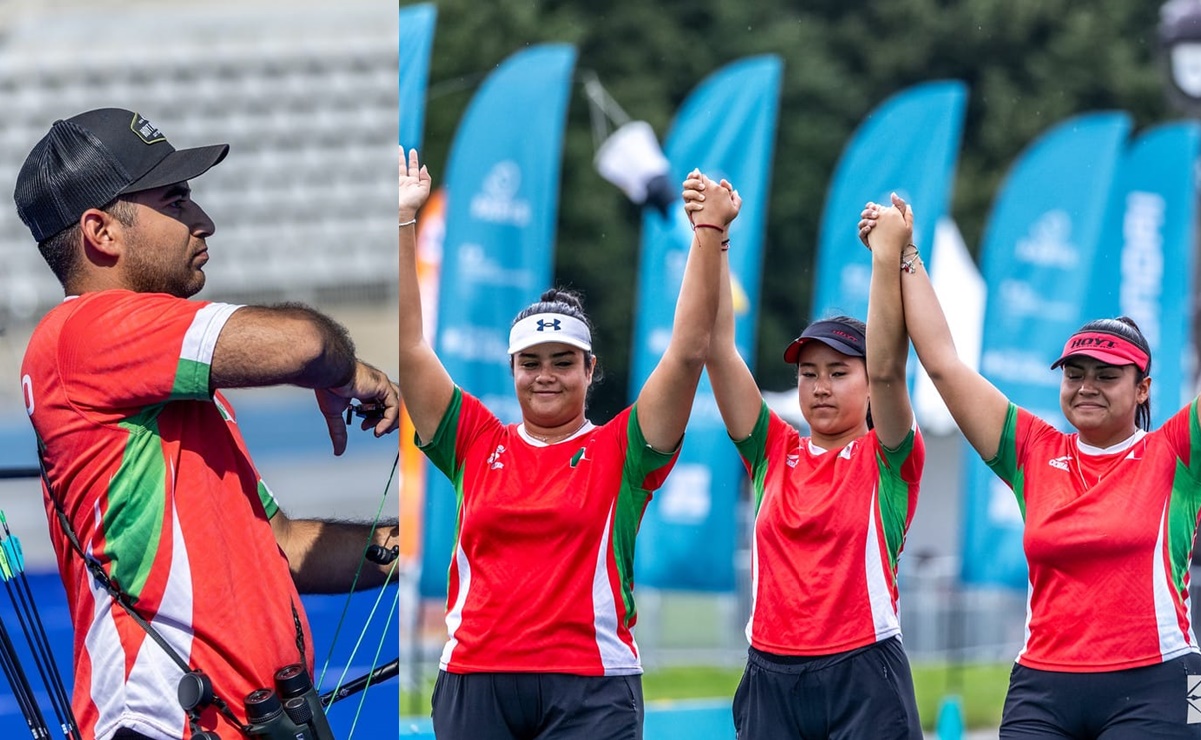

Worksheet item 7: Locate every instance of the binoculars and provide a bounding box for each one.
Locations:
[243,664,336,740]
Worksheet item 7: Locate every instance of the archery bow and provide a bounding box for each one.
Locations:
[314,446,401,738]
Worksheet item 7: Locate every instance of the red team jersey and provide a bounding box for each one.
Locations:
[421,388,678,675]
[988,402,1201,671]
[736,402,923,655]
[22,291,313,740]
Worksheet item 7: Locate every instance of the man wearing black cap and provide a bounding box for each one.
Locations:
[14,109,399,740]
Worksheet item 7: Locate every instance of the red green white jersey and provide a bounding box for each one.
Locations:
[21,290,313,740]
[420,387,678,675]
[987,402,1201,672]
[736,401,923,655]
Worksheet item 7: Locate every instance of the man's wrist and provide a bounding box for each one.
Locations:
[332,360,359,393]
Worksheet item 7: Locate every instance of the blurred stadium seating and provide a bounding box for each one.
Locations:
[0,4,400,735]
[0,0,398,326]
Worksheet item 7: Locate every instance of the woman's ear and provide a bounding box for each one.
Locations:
[1137,375,1152,404]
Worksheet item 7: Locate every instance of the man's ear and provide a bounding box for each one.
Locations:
[79,208,121,258]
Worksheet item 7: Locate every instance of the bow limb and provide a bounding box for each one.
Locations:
[316,451,402,736]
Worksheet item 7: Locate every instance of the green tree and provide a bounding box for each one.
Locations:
[415,0,1168,421]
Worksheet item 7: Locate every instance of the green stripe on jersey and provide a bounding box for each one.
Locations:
[987,403,1028,522]
[105,407,168,602]
[735,402,772,516]
[875,431,915,570]
[422,388,467,585]
[258,479,280,519]
[613,407,657,627]
[171,357,211,401]
[1167,400,1201,593]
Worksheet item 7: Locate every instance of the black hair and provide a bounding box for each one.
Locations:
[38,197,138,288]
[1073,316,1152,430]
[797,315,873,430]
[510,287,604,387]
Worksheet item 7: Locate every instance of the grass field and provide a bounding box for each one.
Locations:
[401,661,1011,730]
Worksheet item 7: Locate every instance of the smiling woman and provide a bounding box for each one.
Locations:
[863,195,1201,739]
[508,291,598,444]
[398,150,738,739]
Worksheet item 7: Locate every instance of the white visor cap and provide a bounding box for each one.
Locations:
[508,312,592,355]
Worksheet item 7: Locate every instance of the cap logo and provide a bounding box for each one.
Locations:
[508,312,591,355]
[130,114,166,145]
[1052,329,1150,373]
[1068,336,1116,350]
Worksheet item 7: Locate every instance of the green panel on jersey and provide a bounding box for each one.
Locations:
[736,402,772,516]
[613,406,661,627]
[1167,401,1201,593]
[875,430,915,570]
[171,357,212,401]
[105,408,168,602]
[258,479,280,519]
[424,387,467,587]
[987,403,1029,521]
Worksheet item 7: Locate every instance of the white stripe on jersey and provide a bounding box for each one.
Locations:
[84,538,126,737]
[864,487,901,642]
[1017,583,1034,663]
[744,523,762,646]
[180,303,241,365]
[1153,501,1196,661]
[439,544,472,670]
[124,481,196,736]
[83,491,195,738]
[592,503,640,675]
[744,473,776,646]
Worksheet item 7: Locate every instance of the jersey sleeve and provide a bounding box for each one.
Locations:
[874,426,924,542]
[622,403,680,492]
[1159,398,1201,485]
[58,292,240,418]
[212,391,280,519]
[876,426,922,483]
[733,401,780,513]
[985,404,1057,518]
[418,387,502,486]
[985,403,1024,485]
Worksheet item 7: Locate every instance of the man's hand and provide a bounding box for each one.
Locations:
[315,360,400,455]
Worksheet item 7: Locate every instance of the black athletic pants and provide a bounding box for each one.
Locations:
[1001,652,1201,738]
[431,670,643,740]
[731,636,922,739]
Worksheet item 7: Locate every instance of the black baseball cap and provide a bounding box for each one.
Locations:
[14,108,229,242]
[783,319,866,363]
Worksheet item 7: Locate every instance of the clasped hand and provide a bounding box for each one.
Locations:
[681,168,742,234]
[857,192,914,256]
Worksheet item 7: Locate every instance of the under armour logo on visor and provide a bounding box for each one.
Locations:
[536,319,561,332]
